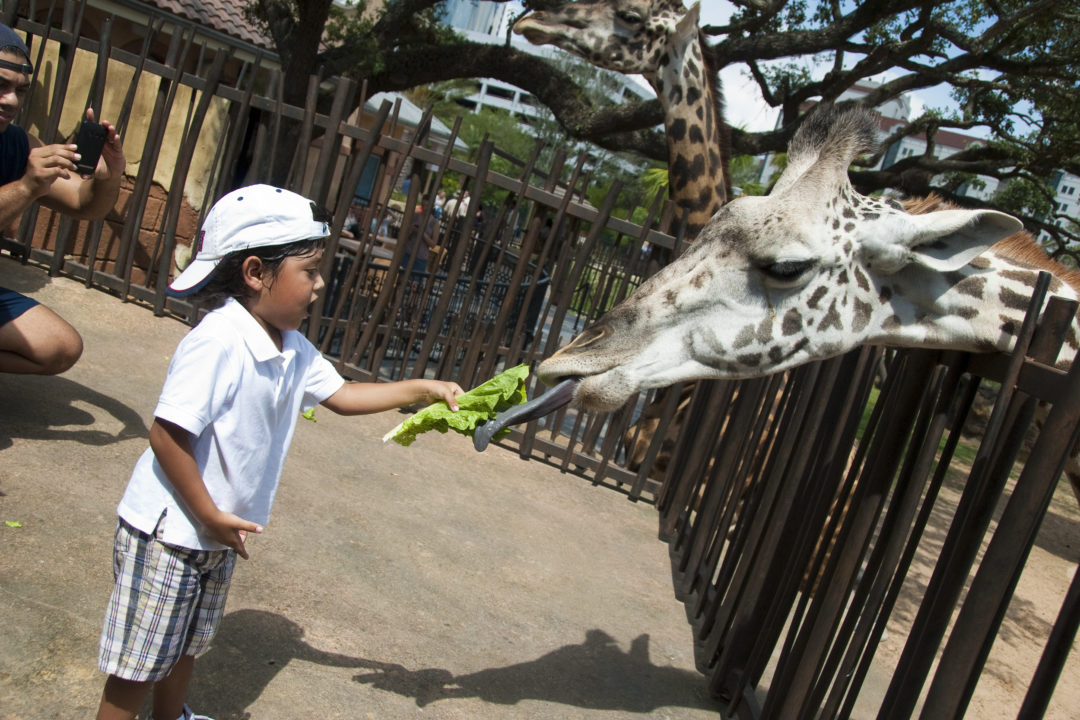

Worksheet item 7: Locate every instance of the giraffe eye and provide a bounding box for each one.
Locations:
[760,258,817,287]
[615,10,644,25]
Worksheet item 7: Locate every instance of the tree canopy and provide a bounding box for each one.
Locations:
[243,0,1080,261]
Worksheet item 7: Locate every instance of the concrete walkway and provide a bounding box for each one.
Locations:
[0,257,725,719]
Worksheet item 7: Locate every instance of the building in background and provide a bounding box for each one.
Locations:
[757,80,1077,246]
[438,0,654,167]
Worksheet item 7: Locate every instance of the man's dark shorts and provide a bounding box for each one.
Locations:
[0,286,39,325]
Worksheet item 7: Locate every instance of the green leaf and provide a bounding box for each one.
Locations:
[5,520,23,528]
[383,364,530,447]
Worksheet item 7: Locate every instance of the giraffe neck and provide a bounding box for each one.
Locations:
[648,30,730,237]
[864,246,1080,362]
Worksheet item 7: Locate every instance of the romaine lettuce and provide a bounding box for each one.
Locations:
[382,364,529,446]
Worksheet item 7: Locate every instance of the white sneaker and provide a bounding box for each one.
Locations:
[183,706,216,720]
[150,706,216,720]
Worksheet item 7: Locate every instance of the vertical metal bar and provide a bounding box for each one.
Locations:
[151,50,227,315]
[1016,561,1080,719]
[878,273,1052,719]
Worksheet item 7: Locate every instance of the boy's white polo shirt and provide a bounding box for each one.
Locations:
[117,298,345,550]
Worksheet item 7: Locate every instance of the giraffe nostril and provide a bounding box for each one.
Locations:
[567,324,611,351]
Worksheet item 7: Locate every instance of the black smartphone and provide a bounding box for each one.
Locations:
[74,120,107,176]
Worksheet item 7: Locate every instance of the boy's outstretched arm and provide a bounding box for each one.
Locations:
[149,418,262,558]
[320,378,463,416]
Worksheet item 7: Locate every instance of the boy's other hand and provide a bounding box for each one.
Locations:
[207,511,263,559]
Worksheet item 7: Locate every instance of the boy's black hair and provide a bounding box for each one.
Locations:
[192,237,326,309]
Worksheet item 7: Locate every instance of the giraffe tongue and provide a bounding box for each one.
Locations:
[473,378,579,452]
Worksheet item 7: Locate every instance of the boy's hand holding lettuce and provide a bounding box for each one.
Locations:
[383,364,529,446]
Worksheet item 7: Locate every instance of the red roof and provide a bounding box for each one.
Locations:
[144,0,272,49]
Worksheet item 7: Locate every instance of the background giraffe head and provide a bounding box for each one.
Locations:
[514,1,698,79]
[536,106,1058,411]
[515,1,728,232]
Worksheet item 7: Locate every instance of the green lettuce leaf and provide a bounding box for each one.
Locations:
[382,364,529,446]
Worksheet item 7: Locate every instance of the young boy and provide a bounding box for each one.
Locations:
[95,185,463,720]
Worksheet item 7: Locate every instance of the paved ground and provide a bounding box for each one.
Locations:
[0,258,725,720]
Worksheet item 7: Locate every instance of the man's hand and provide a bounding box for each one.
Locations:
[20,141,78,199]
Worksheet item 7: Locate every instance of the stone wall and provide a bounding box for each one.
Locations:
[28,177,199,287]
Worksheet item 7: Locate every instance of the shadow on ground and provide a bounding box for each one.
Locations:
[0,373,147,450]
[188,610,719,719]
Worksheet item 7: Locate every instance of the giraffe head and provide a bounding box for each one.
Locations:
[513,0,699,81]
[537,106,1028,411]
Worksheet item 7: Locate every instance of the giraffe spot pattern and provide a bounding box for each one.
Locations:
[782,308,803,335]
[769,337,811,364]
[999,286,1034,312]
[999,316,1018,336]
[854,267,869,292]
[1066,326,1079,351]
[737,353,762,367]
[669,118,687,141]
[733,324,755,349]
[757,317,773,344]
[819,300,843,332]
[1000,268,1039,288]
[956,306,978,319]
[953,274,986,299]
[808,285,828,309]
[852,298,873,333]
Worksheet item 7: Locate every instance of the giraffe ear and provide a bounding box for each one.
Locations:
[676,3,701,38]
[906,209,1023,271]
[865,208,1023,274]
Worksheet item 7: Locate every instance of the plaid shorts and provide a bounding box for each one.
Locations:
[99,518,236,682]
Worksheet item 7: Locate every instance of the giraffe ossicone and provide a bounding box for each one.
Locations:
[536,106,1080,411]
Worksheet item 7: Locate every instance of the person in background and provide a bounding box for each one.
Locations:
[0,23,126,374]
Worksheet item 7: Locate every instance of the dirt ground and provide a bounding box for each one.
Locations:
[0,259,723,719]
[0,257,1077,719]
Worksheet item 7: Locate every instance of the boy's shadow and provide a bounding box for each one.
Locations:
[0,373,147,450]
[189,611,718,718]
[187,609,369,719]
[352,628,718,712]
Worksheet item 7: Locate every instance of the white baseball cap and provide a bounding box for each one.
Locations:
[168,184,330,297]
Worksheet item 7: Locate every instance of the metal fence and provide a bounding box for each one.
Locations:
[2,3,1077,717]
[658,283,1080,718]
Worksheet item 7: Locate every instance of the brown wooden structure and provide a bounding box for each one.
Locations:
[1,4,1077,717]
